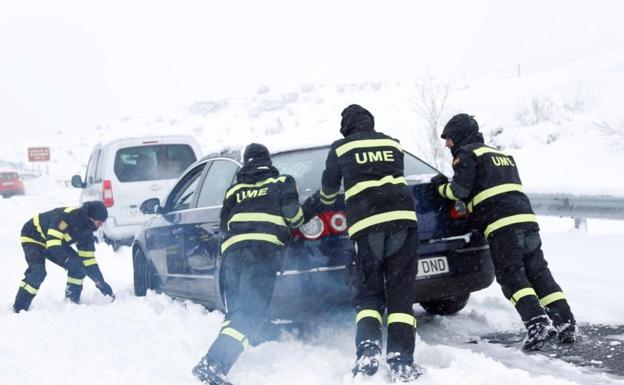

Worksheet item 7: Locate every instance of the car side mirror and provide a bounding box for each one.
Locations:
[71,175,86,189]
[140,198,162,214]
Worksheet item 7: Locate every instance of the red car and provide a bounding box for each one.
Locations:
[0,170,25,198]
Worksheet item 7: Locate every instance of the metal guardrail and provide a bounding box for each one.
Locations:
[527,193,624,228]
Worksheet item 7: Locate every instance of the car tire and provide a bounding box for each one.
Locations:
[420,293,470,315]
[133,247,154,296]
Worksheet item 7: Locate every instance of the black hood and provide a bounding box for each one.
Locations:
[82,200,108,221]
[340,104,375,137]
[441,113,484,156]
[243,143,271,167]
[236,164,279,184]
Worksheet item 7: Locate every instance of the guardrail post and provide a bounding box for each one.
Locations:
[574,217,587,233]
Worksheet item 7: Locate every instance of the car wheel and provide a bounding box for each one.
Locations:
[133,247,154,296]
[420,293,470,315]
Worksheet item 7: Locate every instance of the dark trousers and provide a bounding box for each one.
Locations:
[352,227,419,364]
[488,227,574,326]
[199,244,281,374]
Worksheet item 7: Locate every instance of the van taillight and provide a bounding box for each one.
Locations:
[102,180,115,208]
[450,201,468,220]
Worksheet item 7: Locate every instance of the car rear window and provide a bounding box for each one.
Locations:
[0,172,18,180]
[271,147,437,194]
[114,144,197,182]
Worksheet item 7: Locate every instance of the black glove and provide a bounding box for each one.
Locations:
[430,173,449,187]
[302,190,322,222]
[96,281,115,299]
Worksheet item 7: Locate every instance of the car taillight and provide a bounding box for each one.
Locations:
[102,179,115,208]
[298,216,326,240]
[449,201,468,220]
[295,210,348,240]
[322,211,348,233]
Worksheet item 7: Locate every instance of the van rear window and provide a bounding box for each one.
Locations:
[0,172,18,180]
[114,144,197,182]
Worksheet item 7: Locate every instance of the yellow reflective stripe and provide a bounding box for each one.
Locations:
[221,320,231,329]
[540,291,566,307]
[67,277,84,285]
[473,147,507,157]
[78,250,95,258]
[356,309,383,324]
[83,259,97,267]
[320,197,336,205]
[225,176,287,199]
[468,183,523,212]
[221,233,284,253]
[46,239,62,247]
[20,281,38,294]
[510,287,537,306]
[47,228,66,240]
[64,207,76,213]
[320,189,338,199]
[387,313,417,328]
[227,213,286,230]
[443,183,458,200]
[33,214,45,239]
[336,139,403,157]
[221,327,250,350]
[285,207,303,226]
[64,233,72,242]
[20,236,46,247]
[484,214,538,238]
[344,176,407,201]
[348,210,417,237]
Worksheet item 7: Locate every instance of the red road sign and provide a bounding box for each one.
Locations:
[28,147,50,162]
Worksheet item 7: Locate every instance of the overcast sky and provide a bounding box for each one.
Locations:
[1,0,624,141]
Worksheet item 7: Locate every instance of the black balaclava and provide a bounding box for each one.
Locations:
[82,200,108,221]
[340,104,375,137]
[237,143,278,183]
[441,113,484,156]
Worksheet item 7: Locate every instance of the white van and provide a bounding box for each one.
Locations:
[71,135,202,250]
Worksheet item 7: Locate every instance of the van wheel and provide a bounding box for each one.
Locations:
[420,293,470,315]
[133,248,155,296]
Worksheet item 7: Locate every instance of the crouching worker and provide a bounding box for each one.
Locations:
[13,200,115,312]
[192,143,308,385]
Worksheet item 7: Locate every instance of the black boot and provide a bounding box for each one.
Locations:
[13,287,35,313]
[388,361,424,383]
[192,358,232,385]
[352,342,381,377]
[523,315,557,351]
[65,283,82,304]
[545,302,577,343]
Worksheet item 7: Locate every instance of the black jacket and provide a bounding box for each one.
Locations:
[320,130,417,239]
[220,164,305,254]
[20,206,107,281]
[437,141,538,238]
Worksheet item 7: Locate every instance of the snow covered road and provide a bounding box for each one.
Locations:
[1,184,623,385]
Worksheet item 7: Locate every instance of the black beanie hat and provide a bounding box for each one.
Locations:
[82,201,108,221]
[441,113,479,141]
[340,104,375,137]
[243,143,271,165]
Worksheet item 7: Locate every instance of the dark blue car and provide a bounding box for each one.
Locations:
[133,146,494,318]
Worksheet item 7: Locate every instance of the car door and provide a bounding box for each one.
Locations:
[183,158,240,309]
[80,149,102,203]
[143,161,208,297]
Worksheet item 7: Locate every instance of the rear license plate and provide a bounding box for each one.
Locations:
[123,209,145,219]
[416,256,449,278]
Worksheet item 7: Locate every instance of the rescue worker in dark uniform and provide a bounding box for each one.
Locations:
[431,113,576,350]
[192,143,308,385]
[318,104,421,382]
[13,200,114,312]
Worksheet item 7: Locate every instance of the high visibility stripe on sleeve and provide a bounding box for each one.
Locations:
[47,229,66,240]
[348,210,417,238]
[78,250,95,258]
[387,313,417,328]
[321,196,336,205]
[227,213,287,230]
[320,190,338,200]
[540,291,566,307]
[20,236,46,247]
[67,277,84,285]
[356,309,383,324]
[484,214,538,238]
[344,176,407,201]
[33,214,45,239]
[335,139,402,157]
[221,233,284,254]
[473,147,507,157]
[46,239,62,248]
[437,183,458,200]
[285,207,304,227]
[510,287,537,306]
[82,259,98,267]
[468,183,523,212]
[20,281,39,294]
[220,327,250,350]
[64,207,76,213]
[225,176,287,199]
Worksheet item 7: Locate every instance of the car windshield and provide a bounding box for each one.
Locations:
[271,147,438,194]
[114,144,197,182]
[0,172,17,180]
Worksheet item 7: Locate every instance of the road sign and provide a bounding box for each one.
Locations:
[28,147,50,162]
